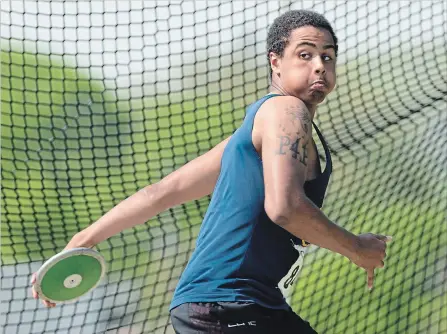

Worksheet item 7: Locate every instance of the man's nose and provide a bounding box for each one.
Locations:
[314,58,326,74]
[315,68,326,74]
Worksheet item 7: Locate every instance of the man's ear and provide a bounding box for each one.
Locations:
[269,52,281,77]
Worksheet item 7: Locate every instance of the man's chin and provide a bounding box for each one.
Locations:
[307,90,327,104]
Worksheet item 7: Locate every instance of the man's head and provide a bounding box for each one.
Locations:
[267,10,338,107]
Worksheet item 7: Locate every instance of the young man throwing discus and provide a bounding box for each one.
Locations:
[32,10,391,334]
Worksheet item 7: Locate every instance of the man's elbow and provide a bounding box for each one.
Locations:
[264,196,304,227]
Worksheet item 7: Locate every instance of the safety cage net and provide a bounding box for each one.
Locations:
[1,1,446,333]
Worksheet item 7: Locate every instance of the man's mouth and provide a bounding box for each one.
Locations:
[310,80,327,91]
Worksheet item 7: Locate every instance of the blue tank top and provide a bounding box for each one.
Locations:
[169,94,333,311]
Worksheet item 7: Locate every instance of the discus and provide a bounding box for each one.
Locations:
[34,247,106,303]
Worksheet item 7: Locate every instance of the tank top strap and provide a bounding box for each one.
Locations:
[312,121,332,175]
[243,93,282,127]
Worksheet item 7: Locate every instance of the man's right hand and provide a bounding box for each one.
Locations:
[349,233,392,290]
[30,234,94,308]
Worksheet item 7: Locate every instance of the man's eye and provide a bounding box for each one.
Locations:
[300,53,311,59]
[322,55,333,62]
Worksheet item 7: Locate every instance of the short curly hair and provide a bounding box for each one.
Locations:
[266,10,338,77]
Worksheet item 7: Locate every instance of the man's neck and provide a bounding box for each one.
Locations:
[267,86,317,120]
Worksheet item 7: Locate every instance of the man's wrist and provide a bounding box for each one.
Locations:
[340,232,360,262]
[66,229,97,249]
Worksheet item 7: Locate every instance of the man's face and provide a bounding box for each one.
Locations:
[270,26,337,105]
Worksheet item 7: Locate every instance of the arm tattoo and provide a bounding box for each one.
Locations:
[275,105,311,166]
[276,135,308,166]
[286,105,311,134]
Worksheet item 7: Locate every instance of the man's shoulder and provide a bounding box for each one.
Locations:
[257,95,309,123]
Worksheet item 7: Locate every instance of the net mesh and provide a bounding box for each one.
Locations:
[1,1,446,333]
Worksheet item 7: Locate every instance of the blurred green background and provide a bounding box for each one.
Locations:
[1,1,446,334]
[2,45,446,334]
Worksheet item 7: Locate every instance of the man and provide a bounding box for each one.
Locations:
[32,10,391,333]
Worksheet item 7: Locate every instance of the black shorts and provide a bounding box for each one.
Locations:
[170,301,318,334]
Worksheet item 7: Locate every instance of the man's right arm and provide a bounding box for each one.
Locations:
[32,136,232,308]
[260,96,389,282]
[67,136,232,249]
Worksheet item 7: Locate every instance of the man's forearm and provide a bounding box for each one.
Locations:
[71,182,170,247]
[275,197,359,260]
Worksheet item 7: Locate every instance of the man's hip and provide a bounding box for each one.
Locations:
[170,301,318,334]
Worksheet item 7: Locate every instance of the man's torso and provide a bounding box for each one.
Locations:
[169,94,332,311]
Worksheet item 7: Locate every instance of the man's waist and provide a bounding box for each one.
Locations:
[170,278,288,311]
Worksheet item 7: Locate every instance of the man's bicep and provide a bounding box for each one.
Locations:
[159,136,231,204]
[261,99,312,218]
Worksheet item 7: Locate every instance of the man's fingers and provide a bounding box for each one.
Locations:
[367,268,374,291]
[42,300,56,308]
[31,273,39,299]
[375,235,393,243]
[30,273,56,308]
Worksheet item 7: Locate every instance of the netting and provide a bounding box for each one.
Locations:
[1,1,446,333]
